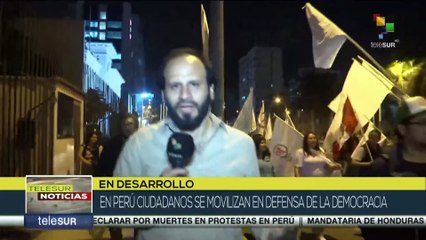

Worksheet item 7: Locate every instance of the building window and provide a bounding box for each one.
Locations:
[129,19,132,26]
[106,31,122,39]
[100,11,107,20]
[99,32,106,40]
[107,21,122,29]
[90,21,98,28]
[130,26,132,33]
[57,93,75,138]
[89,31,98,38]
[129,33,132,40]
[99,21,106,30]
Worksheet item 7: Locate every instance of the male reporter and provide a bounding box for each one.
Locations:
[114,49,293,240]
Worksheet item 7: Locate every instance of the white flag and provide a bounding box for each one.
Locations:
[257,100,266,135]
[268,116,304,177]
[351,122,388,161]
[201,4,210,63]
[265,114,273,141]
[304,2,347,69]
[251,109,257,133]
[328,59,392,126]
[234,89,256,133]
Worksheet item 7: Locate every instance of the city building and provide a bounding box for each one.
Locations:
[84,42,124,134]
[81,2,147,114]
[238,46,284,113]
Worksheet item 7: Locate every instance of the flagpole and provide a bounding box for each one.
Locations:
[341,22,407,99]
[285,108,296,129]
[304,2,406,100]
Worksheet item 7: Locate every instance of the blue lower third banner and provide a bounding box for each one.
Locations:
[24,214,93,229]
[93,190,426,215]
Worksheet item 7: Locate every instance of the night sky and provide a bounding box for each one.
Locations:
[26,1,426,118]
[132,1,425,119]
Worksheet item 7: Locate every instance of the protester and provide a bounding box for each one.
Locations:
[96,113,138,177]
[114,48,295,240]
[333,135,359,176]
[293,132,342,240]
[350,129,383,176]
[361,96,426,240]
[79,130,102,175]
[252,133,274,176]
[95,113,138,240]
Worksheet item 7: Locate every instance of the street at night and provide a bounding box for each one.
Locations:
[1,1,425,240]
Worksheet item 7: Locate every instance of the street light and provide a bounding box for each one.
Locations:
[274,97,281,104]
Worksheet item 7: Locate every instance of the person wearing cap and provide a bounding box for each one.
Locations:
[362,96,426,240]
[371,96,426,177]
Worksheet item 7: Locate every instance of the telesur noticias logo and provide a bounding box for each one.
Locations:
[371,13,399,48]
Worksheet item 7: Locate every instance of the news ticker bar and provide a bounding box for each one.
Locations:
[3,190,426,215]
[2,177,426,191]
[1,216,426,228]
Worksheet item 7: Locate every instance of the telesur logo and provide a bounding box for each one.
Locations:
[371,13,398,48]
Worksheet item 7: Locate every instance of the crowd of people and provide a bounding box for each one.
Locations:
[80,48,426,240]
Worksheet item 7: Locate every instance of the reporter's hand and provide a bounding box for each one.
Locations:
[160,166,188,177]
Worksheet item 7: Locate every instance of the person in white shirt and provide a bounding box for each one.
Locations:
[293,132,342,177]
[114,48,295,240]
[292,132,342,240]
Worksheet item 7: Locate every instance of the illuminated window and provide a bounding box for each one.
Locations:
[89,31,98,38]
[130,27,132,33]
[107,21,122,29]
[99,32,106,40]
[88,21,98,28]
[99,21,106,30]
[106,31,122,39]
[129,19,132,26]
[129,33,132,40]
[99,11,107,20]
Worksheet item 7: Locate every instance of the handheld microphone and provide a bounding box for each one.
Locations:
[167,132,195,168]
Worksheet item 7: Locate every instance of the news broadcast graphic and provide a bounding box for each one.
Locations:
[0,177,425,229]
[90,177,426,227]
[24,175,93,229]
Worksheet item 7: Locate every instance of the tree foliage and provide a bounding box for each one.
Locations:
[84,88,112,125]
[388,59,426,98]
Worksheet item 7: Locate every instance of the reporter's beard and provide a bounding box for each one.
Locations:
[165,96,211,131]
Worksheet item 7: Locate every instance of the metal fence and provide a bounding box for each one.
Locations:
[0,2,58,176]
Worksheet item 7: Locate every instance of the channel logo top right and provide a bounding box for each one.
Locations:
[371,13,398,49]
[373,13,394,40]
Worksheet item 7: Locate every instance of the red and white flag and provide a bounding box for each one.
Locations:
[324,94,361,154]
[328,59,392,126]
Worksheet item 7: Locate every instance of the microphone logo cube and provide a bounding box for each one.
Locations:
[171,137,182,150]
